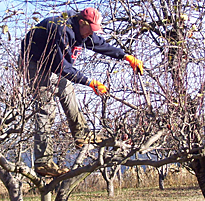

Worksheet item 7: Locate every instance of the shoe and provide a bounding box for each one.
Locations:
[75,131,105,148]
[35,161,69,177]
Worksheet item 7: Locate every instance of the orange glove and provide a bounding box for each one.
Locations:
[88,80,108,95]
[125,55,143,75]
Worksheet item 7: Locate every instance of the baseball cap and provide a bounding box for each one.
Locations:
[81,7,103,33]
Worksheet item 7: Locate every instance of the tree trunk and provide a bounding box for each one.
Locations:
[0,168,23,201]
[107,179,114,197]
[41,192,52,201]
[55,172,91,201]
[55,144,94,201]
[117,166,122,190]
[191,157,205,198]
[159,173,164,190]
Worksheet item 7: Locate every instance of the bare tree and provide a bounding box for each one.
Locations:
[0,0,205,200]
[87,0,205,196]
[0,167,23,201]
[100,165,121,197]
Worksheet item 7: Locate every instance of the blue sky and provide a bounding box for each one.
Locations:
[0,0,100,55]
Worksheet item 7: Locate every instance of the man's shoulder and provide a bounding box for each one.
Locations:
[41,10,77,25]
[64,10,78,18]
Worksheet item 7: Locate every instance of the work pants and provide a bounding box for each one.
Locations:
[25,61,88,165]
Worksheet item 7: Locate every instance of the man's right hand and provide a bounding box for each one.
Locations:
[125,55,143,75]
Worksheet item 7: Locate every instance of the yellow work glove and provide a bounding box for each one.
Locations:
[125,55,143,75]
[88,80,108,95]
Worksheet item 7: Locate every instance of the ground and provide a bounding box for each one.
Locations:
[0,186,203,200]
[69,186,204,201]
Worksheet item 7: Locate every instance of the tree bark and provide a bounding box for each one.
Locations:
[0,168,23,201]
[191,157,205,198]
[41,192,52,201]
[107,179,114,197]
[55,144,94,200]
[55,172,91,201]
[159,173,165,190]
[101,166,121,198]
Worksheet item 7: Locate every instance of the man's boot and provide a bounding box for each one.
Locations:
[74,129,106,148]
[35,161,69,177]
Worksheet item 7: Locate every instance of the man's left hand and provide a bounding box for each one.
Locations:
[88,80,108,95]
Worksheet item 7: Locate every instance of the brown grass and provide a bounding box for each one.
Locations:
[70,186,204,201]
[0,166,202,200]
[74,166,198,192]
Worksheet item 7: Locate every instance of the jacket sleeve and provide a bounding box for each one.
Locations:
[85,33,126,59]
[60,55,88,85]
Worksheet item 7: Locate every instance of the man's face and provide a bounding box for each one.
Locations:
[79,20,93,38]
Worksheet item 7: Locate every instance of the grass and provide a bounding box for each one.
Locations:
[68,186,204,201]
[0,186,204,200]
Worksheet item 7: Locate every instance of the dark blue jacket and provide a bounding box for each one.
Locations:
[21,10,125,85]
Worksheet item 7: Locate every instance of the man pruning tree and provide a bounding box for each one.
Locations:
[20,7,143,177]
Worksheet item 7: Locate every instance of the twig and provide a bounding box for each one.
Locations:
[138,73,151,107]
[109,94,138,110]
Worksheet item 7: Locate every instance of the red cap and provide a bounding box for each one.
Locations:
[81,7,103,32]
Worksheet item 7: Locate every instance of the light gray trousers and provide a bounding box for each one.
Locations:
[26,61,88,165]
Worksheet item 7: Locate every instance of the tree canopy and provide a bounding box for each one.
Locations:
[0,0,205,200]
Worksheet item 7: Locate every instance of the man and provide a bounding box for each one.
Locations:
[20,7,143,177]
